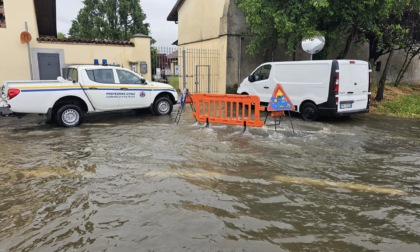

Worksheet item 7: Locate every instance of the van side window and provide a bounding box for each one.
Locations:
[252,65,272,81]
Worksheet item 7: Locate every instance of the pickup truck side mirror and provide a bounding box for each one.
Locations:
[248,75,255,82]
[141,78,146,84]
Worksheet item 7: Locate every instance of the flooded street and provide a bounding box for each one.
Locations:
[0,107,419,251]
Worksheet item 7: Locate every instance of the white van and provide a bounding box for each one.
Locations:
[237,60,371,121]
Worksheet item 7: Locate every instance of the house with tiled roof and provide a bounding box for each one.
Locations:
[168,0,419,94]
[0,0,152,84]
[167,0,310,93]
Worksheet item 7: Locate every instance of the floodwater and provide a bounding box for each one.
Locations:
[0,107,419,251]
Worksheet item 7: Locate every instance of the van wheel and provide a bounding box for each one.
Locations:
[300,102,318,121]
[55,104,84,127]
[153,97,173,115]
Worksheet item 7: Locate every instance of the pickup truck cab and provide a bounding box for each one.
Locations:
[1,65,178,127]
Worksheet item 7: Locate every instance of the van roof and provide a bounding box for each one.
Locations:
[265,60,367,65]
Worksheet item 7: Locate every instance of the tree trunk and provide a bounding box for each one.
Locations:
[375,49,395,101]
[394,47,420,87]
[337,28,355,59]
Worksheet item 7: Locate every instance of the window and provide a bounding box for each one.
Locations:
[86,69,115,84]
[252,65,272,81]
[117,69,144,84]
[0,0,6,28]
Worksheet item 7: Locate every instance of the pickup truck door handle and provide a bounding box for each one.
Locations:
[120,87,128,90]
[347,91,354,94]
[89,87,97,90]
[264,86,269,89]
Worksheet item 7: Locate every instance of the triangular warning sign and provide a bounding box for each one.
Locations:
[180,88,193,106]
[267,84,293,111]
[185,91,193,104]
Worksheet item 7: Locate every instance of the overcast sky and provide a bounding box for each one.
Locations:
[56,0,178,47]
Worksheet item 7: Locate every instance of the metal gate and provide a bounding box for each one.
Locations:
[38,53,60,80]
[152,47,220,94]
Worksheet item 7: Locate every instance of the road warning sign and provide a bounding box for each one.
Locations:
[267,84,293,111]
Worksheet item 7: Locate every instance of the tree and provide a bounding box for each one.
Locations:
[68,0,150,41]
[235,0,397,58]
[352,0,418,100]
[393,3,420,87]
[236,0,418,101]
[57,32,66,39]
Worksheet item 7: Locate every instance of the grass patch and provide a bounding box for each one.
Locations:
[370,83,420,118]
[377,94,420,117]
[168,76,179,91]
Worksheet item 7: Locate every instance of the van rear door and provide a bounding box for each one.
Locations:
[337,60,369,112]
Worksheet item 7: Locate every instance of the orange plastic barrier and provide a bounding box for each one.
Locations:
[192,94,266,127]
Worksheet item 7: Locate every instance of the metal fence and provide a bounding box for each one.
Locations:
[152,47,220,94]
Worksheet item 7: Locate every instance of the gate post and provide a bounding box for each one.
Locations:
[182,49,187,90]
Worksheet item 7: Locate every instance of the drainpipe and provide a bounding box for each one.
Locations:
[238,36,242,84]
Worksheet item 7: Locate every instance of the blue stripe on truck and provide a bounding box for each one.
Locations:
[21,88,177,93]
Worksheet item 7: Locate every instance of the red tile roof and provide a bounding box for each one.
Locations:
[37,37,135,46]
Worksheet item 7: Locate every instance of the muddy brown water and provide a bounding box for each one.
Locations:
[0,107,419,251]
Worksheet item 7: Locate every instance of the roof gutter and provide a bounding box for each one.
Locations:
[167,0,185,22]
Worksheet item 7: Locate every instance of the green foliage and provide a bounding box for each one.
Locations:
[168,76,179,91]
[235,0,417,60]
[151,47,159,75]
[57,32,66,39]
[69,0,150,41]
[377,94,420,118]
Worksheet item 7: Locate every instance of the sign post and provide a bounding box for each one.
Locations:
[265,84,295,133]
[21,22,33,80]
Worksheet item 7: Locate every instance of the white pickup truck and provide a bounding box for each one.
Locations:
[1,65,178,127]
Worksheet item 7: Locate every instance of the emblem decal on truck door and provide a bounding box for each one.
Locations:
[140,91,146,98]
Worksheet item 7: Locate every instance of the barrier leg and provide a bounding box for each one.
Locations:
[288,111,295,134]
[264,110,269,124]
[175,105,184,125]
[275,116,281,132]
[265,112,282,127]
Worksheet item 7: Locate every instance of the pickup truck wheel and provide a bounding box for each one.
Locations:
[153,97,173,115]
[55,104,84,127]
[300,102,318,121]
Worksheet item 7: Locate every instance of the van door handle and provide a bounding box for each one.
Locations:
[264,86,269,89]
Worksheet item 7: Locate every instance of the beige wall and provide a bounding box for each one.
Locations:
[178,0,226,45]
[0,0,152,85]
[176,0,229,93]
[0,0,38,82]
[34,37,152,81]
[179,37,227,94]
